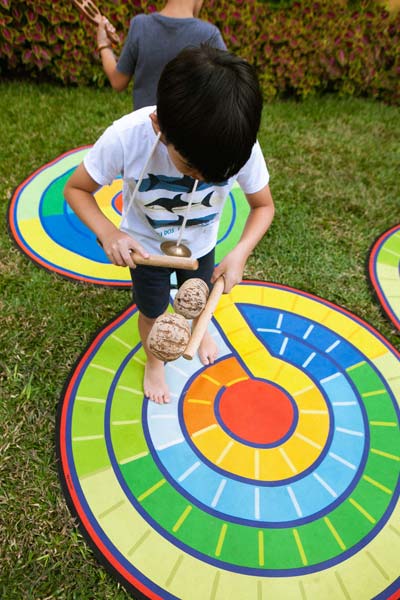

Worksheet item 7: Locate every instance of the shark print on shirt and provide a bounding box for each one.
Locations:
[142,188,219,232]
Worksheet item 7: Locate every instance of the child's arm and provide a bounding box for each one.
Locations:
[97,17,131,92]
[211,184,275,292]
[64,163,149,268]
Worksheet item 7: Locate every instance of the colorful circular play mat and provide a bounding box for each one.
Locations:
[368,224,400,331]
[57,281,400,600]
[7,147,249,287]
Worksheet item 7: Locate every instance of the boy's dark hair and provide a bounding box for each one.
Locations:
[157,45,263,183]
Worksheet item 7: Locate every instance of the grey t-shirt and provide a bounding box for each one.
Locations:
[117,13,227,109]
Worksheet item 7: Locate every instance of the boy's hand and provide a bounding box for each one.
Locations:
[211,185,275,293]
[97,16,115,47]
[211,246,246,293]
[100,231,149,268]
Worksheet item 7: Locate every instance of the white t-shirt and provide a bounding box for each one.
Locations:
[84,107,269,258]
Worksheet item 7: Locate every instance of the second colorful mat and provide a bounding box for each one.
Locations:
[368,224,400,331]
[8,147,249,287]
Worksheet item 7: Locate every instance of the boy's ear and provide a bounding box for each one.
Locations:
[150,111,167,143]
[150,111,161,133]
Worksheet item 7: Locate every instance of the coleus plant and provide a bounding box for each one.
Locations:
[0,0,398,103]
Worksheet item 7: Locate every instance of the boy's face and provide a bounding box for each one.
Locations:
[150,111,204,181]
[166,144,204,181]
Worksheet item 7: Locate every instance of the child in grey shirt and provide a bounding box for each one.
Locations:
[97,0,226,109]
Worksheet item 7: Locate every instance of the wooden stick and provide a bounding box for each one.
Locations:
[73,0,120,44]
[132,253,198,270]
[96,238,198,270]
[183,277,225,360]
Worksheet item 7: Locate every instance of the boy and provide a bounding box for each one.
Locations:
[97,0,226,108]
[64,45,275,405]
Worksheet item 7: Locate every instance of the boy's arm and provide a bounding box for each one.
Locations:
[97,18,131,92]
[211,184,275,292]
[64,163,149,268]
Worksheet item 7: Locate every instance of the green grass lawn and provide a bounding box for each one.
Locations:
[0,81,399,599]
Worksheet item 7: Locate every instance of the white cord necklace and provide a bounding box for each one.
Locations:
[120,131,162,231]
[176,178,199,248]
[120,131,198,253]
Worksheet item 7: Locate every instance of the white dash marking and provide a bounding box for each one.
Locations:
[295,432,322,449]
[280,448,297,473]
[117,385,143,396]
[178,461,201,482]
[279,337,289,356]
[325,340,340,353]
[216,441,234,465]
[90,363,115,374]
[76,396,105,404]
[211,479,227,508]
[132,355,145,366]
[257,328,281,334]
[156,437,185,451]
[332,401,357,406]
[293,385,314,397]
[119,451,148,465]
[336,427,364,437]
[72,434,103,442]
[320,372,341,384]
[287,486,302,517]
[192,424,218,439]
[382,248,400,258]
[302,352,316,368]
[276,313,284,329]
[111,334,131,349]
[329,452,356,470]
[313,473,338,498]
[303,325,314,340]
[169,364,189,377]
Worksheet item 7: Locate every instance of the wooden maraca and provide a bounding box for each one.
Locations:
[173,278,210,319]
[147,313,191,362]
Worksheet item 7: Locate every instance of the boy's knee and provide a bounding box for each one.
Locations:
[139,311,161,325]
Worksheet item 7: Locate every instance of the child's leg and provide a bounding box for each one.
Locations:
[138,312,170,404]
[130,265,172,404]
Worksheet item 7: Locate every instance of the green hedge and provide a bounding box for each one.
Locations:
[0,0,399,103]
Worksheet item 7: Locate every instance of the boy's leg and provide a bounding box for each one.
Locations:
[176,249,218,365]
[131,265,172,404]
[138,312,170,404]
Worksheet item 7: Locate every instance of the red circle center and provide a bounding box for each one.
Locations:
[115,192,123,214]
[218,380,294,445]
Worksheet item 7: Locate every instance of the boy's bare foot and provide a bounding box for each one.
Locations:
[198,330,218,365]
[144,358,170,404]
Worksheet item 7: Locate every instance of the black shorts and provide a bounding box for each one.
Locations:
[130,248,215,319]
